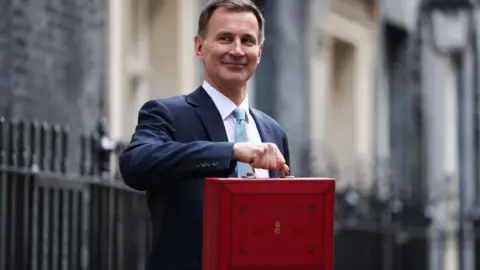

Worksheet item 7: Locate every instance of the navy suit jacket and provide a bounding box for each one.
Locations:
[119,86,290,270]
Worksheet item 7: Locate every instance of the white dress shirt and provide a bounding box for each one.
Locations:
[202,80,270,178]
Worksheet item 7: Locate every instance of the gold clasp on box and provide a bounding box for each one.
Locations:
[240,163,294,179]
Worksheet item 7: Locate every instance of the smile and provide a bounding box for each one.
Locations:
[222,62,246,66]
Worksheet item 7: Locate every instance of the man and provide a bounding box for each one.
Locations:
[119,0,290,269]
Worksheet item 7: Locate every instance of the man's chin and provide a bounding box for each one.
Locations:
[218,73,249,85]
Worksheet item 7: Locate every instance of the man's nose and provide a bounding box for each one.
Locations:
[229,40,245,56]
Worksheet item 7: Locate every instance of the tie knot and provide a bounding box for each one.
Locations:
[233,108,246,121]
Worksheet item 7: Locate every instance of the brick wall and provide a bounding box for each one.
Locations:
[0,0,107,171]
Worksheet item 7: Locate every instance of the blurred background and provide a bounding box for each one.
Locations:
[1,0,480,269]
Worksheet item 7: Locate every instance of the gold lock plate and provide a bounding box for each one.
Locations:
[240,163,294,178]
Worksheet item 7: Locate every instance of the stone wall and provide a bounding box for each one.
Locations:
[0,0,107,172]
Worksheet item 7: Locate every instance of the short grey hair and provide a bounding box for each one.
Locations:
[197,0,265,44]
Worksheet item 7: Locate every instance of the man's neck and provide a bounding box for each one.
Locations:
[204,77,247,106]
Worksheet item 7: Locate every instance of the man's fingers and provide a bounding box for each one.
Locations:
[250,145,265,164]
[267,144,276,170]
[252,145,267,169]
[273,146,286,170]
[281,164,290,175]
[250,143,288,172]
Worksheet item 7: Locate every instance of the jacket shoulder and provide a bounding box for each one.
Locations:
[151,95,189,108]
[138,95,191,113]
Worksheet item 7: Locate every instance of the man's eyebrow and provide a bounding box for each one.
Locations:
[214,31,258,41]
[216,31,232,36]
[242,33,256,40]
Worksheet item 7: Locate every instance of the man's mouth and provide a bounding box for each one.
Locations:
[222,62,246,66]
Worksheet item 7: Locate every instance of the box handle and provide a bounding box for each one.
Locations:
[242,163,294,179]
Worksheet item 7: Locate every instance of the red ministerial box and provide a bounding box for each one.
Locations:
[202,177,335,270]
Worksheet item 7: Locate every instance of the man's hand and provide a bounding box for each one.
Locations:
[231,142,290,175]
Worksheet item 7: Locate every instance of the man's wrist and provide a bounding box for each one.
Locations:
[229,143,238,172]
[231,143,239,161]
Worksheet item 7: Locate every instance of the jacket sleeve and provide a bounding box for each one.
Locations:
[119,99,236,191]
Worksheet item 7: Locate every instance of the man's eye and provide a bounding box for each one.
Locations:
[242,39,255,45]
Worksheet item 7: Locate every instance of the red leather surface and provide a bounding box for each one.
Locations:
[202,177,335,270]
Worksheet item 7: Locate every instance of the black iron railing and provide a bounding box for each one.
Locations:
[0,117,151,270]
[309,155,432,270]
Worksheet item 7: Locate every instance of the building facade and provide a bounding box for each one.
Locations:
[377,0,480,269]
[2,0,480,269]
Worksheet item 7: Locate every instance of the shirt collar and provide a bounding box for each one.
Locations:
[202,80,251,122]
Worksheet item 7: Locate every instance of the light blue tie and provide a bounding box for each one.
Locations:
[233,108,254,177]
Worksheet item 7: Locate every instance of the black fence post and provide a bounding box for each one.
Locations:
[0,117,150,270]
[0,116,6,270]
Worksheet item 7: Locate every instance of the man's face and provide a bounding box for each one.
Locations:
[195,7,263,87]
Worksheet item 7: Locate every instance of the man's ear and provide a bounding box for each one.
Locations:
[194,35,204,60]
[257,42,264,64]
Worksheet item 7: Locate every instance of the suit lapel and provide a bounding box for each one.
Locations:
[186,87,228,142]
[186,89,282,178]
[250,109,281,178]
[249,108,271,143]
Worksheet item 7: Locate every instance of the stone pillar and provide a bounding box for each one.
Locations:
[457,46,476,270]
[255,0,319,176]
[421,25,447,270]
